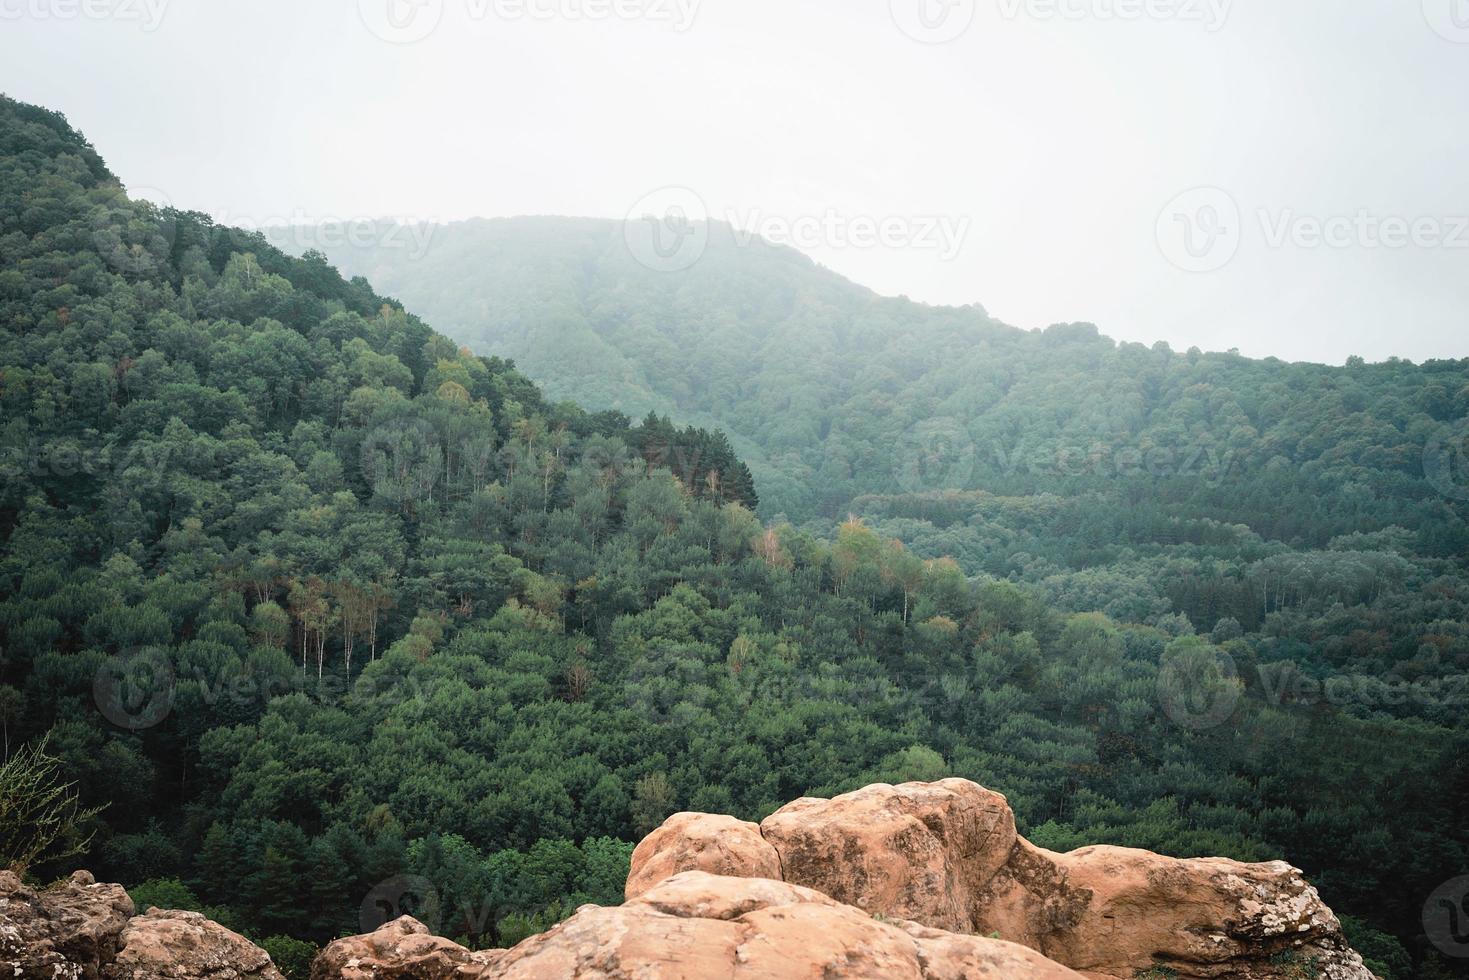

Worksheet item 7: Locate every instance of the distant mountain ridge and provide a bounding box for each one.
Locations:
[276,216,1021,514]
[293,216,1469,544]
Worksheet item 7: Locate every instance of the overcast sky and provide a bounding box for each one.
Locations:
[3,0,1466,364]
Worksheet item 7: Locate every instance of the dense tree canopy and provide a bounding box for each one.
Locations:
[304,216,1469,541]
[2,98,1466,979]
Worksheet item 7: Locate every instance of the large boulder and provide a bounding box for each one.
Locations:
[315,871,1084,979]
[758,777,1018,933]
[0,869,134,978]
[308,914,504,980]
[631,779,1377,980]
[106,908,285,979]
[625,811,781,900]
[1,869,285,980]
[1037,846,1374,980]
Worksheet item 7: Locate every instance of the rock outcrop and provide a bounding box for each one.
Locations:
[1,869,135,978]
[628,778,1378,980]
[754,778,1021,934]
[314,871,1084,979]
[625,811,783,900]
[110,908,284,979]
[0,869,282,980]
[4,780,1380,980]
[309,914,502,980]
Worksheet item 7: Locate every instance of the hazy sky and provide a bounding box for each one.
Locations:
[3,0,1466,364]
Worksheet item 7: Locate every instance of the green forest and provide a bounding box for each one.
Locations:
[2,97,1467,980]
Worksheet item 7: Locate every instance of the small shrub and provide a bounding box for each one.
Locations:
[259,935,317,980]
[1134,968,1179,980]
[0,736,103,873]
[1268,951,1321,979]
[127,878,201,913]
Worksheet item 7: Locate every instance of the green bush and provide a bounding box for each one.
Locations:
[1339,915,1411,980]
[125,878,240,933]
[0,737,102,873]
[259,935,317,980]
[127,878,201,913]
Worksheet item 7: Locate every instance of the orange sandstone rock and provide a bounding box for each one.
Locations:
[625,811,781,901]
[318,871,1085,979]
[631,779,1378,980]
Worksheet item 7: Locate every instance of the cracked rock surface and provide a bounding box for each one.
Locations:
[0,870,134,979]
[626,778,1378,980]
[107,908,284,979]
[316,871,1083,979]
[1,869,282,980]
[7,780,1378,980]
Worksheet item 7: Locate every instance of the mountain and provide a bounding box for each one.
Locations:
[1,96,1463,980]
[298,217,1469,539]
[300,218,1469,732]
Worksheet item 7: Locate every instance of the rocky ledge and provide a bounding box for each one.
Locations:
[0,869,283,979]
[624,778,1377,980]
[312,871,1081,979]
[4,779,1378,979]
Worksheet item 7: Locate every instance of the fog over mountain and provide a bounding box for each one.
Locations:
[4,0,1467,364]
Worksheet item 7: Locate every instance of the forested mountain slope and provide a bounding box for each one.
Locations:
[1,97,1464,979]
[305,220,1469,787]
[303,216,1469,543]
[306,220,1469,696]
